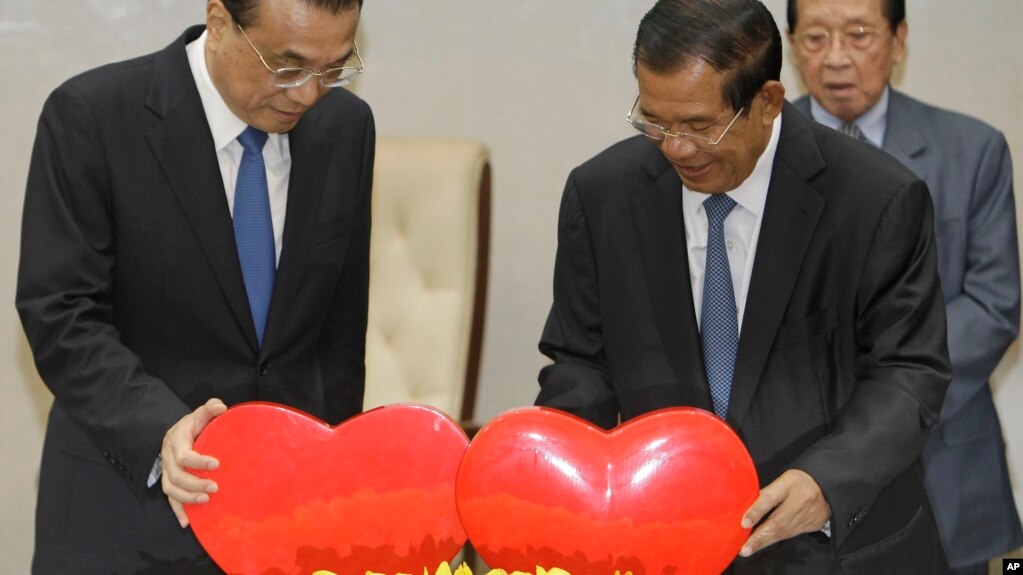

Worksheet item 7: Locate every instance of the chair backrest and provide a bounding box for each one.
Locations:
[363,137,491,425]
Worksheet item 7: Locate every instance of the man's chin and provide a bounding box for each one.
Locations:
[819,97,866,124]
[270,107,305,126]
[251,109,305,133]
[674,164,724,194]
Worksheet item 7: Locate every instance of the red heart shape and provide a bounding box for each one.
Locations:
[455,407,758,575]
[185,402,469,575]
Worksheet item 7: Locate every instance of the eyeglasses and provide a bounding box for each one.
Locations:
[626,96,745,148]
[237,24,364,88]
[794,25,881,53]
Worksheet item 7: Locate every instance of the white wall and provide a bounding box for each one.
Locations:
[2,1,1021,571]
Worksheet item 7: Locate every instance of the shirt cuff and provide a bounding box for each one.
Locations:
[146,454,163,488]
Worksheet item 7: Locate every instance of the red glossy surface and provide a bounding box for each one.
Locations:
[455,407,758,575]
[185,402,469,575]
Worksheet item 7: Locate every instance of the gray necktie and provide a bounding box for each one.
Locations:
[841,122,867,142]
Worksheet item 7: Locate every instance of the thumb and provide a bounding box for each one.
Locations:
[190,398,228,436]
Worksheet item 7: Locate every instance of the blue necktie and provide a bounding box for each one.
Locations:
[234,126,275,345]
[701,194,738,418]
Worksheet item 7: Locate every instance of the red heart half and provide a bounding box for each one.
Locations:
[186,402,469,575]
[455,407,758,575]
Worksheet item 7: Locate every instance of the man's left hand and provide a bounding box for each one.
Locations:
[738,468,831,557]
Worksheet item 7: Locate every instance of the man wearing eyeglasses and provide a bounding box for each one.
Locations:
[536,0,951,572]
[787,1,1023,573]
[17,0,371,572]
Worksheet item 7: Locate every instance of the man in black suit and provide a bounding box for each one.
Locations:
[16,0,372,572]
[535,0,951,572]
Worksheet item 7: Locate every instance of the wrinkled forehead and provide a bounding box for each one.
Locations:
[794,0,887,28]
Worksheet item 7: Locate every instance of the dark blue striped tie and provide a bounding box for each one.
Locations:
[701,194,738,419]
[234,126,275,345]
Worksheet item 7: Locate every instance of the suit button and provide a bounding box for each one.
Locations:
[259,362,269,376]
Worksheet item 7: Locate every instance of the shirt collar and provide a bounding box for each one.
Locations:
[185,30,286,156]
[809,86,889,147]
[683,110,781,218]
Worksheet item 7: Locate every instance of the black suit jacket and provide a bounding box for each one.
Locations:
[537,103,951,574]
[17,26,374,573]
[793,92,1023,568]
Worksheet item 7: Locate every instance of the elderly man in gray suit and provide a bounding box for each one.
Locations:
[786,0,1022,573]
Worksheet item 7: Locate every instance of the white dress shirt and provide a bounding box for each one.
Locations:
[186,30,291,264]
[683,114,782,333]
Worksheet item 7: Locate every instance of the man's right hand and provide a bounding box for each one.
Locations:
[160,398,228,528]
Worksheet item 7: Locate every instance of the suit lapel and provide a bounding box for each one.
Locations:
[630,148,713,411]
[260,110,334,353]
[142,27,339,354]
[144,27,257,350]
[729,106,827,427]
[882,90,928,175]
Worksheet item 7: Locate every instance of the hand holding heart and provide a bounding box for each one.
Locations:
[161,397,228,527]
[739,468,831,557]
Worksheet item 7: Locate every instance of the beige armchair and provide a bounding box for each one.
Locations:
[363,137,491,436]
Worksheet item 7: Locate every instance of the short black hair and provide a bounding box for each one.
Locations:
[633,0,782,114]
[223,0,363,28]
[786,0,905,32]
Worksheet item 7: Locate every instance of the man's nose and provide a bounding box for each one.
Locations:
[822,33,853,67]
[286,78,324,108]
[661,135,702,160]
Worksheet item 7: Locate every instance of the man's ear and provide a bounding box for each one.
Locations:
[758,80,786,125]
[892,20,908,64]
[206,0,230,49]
